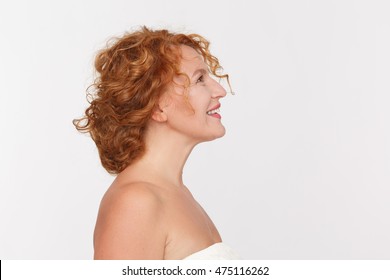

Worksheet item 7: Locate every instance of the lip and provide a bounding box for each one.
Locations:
[207,103,220,112]
[206,103,222,119]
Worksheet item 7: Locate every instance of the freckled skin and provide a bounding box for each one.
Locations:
[93,45,227,260]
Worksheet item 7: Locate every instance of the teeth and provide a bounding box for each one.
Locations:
[207,108,220,115]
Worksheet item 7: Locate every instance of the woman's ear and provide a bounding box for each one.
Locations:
[151,93,171,122]
[151,105,168,122]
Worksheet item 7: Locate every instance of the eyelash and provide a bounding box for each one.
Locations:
[196,75,205,84]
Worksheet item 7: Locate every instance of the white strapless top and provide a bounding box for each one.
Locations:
[183,243,240,260]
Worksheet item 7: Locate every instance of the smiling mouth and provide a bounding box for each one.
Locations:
[206,107,222,119]
[206,108,220,115]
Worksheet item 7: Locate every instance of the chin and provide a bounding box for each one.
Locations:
[205,126,226,142]
[216,126,226,138]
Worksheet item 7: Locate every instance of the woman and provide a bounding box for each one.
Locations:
[74,26,238,259]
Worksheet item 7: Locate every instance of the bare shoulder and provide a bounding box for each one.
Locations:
[100,181,163,212]
[94,181,167,259]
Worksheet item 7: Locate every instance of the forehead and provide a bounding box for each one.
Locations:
[179,45,206,72]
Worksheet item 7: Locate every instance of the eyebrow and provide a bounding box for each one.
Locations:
[191,68,208,78]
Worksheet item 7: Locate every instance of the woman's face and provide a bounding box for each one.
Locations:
[162,45,227,143]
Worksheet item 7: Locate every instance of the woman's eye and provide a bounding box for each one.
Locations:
[196,75,204,84]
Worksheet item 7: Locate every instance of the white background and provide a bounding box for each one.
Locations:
[0,0,389,259]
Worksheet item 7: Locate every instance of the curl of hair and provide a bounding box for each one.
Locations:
[73,26,229,174]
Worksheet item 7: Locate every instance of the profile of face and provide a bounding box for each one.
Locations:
[155,45,227,144]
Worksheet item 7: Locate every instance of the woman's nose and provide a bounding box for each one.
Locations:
[211,78,227,98]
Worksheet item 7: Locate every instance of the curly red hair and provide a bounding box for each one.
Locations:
[73,26,229,174]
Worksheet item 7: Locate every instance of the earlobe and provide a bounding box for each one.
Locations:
[151,106,168,122]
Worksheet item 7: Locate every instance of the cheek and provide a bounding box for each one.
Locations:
[170,92,210,126]
[166,101,198,128]
[188,94,209,114]
[167,96,191,117]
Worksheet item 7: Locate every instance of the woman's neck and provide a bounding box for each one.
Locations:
[124,126,198,188]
